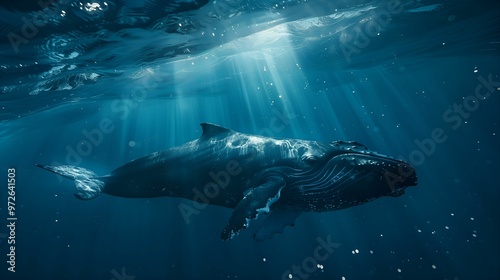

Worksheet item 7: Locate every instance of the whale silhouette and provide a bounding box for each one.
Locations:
[37,123,417,240]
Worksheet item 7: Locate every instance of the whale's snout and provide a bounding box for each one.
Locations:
[378,157,417,196]
[337,152,418,196]
[400,162,417,187]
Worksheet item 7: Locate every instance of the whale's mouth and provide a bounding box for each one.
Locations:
[332,152,418,188]
[319,141,417,188]
[279,150,417,208]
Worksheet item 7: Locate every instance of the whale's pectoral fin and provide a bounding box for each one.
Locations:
[221,176,286,241]
[36,164,105,200]
[253,209,301,241]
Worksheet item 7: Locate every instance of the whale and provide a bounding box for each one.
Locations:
[36,123,417,240]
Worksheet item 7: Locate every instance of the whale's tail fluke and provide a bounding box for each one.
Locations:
[35,164,105,200]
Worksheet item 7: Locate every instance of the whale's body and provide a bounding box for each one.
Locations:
[37,123,417,240]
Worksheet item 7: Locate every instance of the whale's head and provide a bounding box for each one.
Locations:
[280,140,417,210]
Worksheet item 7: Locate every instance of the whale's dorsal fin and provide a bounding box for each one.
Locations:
[200,123,232,139]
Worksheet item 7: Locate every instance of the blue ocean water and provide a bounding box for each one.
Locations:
[0,0,499,279]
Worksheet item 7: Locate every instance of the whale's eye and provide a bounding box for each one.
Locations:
[303,155,319,166]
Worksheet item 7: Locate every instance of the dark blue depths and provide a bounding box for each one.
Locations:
[0,0,499,279]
